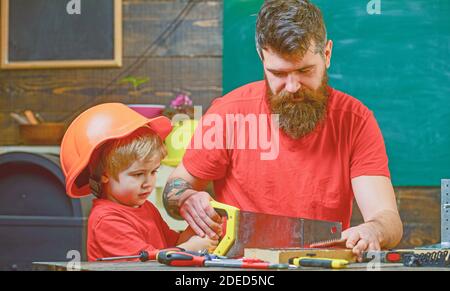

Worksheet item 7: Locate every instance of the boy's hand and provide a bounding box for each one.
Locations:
[190,235,219,253]
[179,234,219,253]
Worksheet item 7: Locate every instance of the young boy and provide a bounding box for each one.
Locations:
[60,103,218,261]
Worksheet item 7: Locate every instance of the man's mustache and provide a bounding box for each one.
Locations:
[272,88,325,104]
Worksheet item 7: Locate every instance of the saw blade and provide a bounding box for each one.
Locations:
[224,210,342,257]
[309,238,347,248]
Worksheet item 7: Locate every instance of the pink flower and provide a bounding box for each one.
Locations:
[170,94,193,109]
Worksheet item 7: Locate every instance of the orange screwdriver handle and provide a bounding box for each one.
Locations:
[144,247,183,261]
[96,247,183,262]
[157,251,206,267]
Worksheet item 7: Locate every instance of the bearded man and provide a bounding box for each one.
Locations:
[163,0,402,260]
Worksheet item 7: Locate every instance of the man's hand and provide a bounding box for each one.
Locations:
[162,162,223,239]
[341,222,381,261]
[350,176,403,254]
[179,191,223,240]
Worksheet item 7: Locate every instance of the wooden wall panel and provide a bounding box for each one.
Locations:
[123,1,221,57]
[351,187,442,248]
[1,57,221,116]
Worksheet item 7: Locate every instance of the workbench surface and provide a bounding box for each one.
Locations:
[32,261,449,271]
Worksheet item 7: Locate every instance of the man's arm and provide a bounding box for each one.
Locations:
[162,161,222,239]
[343,176,403,259]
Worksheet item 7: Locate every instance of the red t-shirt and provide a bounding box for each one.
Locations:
[183,81,390,229]
[87,199,180,261]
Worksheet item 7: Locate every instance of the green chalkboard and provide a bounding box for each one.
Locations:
[223,0,450,186]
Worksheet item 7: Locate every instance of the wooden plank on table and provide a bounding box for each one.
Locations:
[32,257,450,271]
[32,261,253,271]
[244,248,358,264]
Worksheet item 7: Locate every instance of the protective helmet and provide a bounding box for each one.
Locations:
[60,103,172,198]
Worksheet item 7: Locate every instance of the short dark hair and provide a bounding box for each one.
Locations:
[256,0,327,59]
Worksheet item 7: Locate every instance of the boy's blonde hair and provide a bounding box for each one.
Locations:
[95,127,167,182]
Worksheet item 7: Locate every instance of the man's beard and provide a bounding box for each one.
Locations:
[268,72,329,139]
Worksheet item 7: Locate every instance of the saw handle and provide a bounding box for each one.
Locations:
[210,200,239,257]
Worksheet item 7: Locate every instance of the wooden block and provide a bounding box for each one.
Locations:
[24,110,39,125]
[244,248,358,264]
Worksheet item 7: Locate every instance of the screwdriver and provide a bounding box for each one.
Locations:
[205,259,291,269]
[157,250,290,269]
[289,257,349,269]
[157,250,206,266]
[96,247,183,262]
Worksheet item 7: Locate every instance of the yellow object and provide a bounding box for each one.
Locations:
[210,200,239,257]
[290,257,349,269]
[162,119,198,167]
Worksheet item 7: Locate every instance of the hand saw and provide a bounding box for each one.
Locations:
[210,200,342,258]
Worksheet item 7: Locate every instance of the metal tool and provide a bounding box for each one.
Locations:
[96,247,183,262]
[403,250,449,268]
[440,179,450,248]
[157,250,205,267]
[157,250,291,269]
[309,238,347,248]
[415,179,450,250]
[210,200,342,258]
[97,250,153,262]
[363,250,415,263]
[204,259,291,269]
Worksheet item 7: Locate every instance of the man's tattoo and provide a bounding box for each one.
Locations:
[163,178,193,219]
[163,178,192,197]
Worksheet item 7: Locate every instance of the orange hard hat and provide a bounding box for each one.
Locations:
[60,103,172,198]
